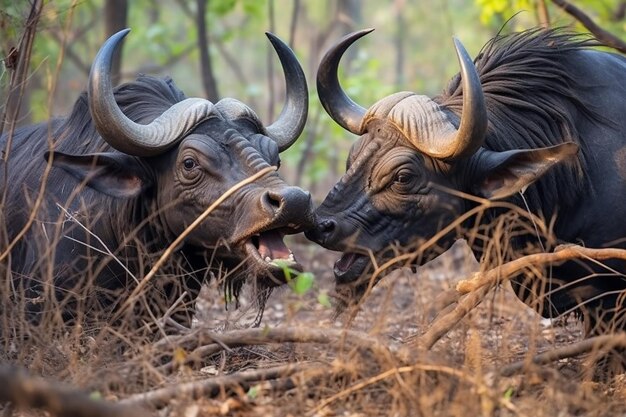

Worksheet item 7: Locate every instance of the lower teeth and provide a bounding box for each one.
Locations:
[263,253,296,263]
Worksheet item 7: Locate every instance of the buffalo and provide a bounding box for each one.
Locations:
[306,28,626,358]
[0,29,313,327]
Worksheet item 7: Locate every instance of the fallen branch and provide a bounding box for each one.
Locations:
[157,326,397,373]
[119,362,312,409]
[456,244,626,294]
[552,0,626,54]
[0,365,147,417]
[407,285,492,350]
[500,333,626,376]
[412,244,626,349]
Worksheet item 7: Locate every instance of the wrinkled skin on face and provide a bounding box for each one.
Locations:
[154,116,314,289]
[307,125,463,284]
[52,105,314,294]
[306,121,576,304]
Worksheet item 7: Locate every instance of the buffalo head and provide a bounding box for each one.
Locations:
[48,29,313,296]
[306,29,578,302]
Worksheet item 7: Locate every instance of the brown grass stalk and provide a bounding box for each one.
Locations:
[307,363,524,417]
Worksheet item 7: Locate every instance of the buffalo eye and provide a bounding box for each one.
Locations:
[395,173,411,184]
[182,158,197,171]
[395,171,411,184]
[390,169,415,193]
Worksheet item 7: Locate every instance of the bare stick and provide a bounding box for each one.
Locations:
[456,244,626,294]
[413,244,626,349]
[413,244,626,350]
[0,365,148,417]
[157,326,396,373]
[409,285,492,350]
[552,0,626,53]
[500,333,626,376]
[119,363,311,408]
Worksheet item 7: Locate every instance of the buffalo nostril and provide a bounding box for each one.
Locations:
[319,219,336,235]
[262,190,283,214]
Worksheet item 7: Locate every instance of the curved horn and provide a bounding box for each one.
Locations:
[89,29,214,157]
[264,32,309,152]
[317,29,372,135]
[442,38,488,160]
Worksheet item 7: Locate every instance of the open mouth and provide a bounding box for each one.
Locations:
[244,229,303,283]
[333,252,371,284]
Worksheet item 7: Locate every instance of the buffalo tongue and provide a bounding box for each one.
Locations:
[257,230,292,261]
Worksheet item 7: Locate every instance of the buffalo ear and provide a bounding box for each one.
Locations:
[44,151,152,198]
[473,142,579,200]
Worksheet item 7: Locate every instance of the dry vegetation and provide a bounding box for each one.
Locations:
[2,3,626,415]
[2,195,626,417]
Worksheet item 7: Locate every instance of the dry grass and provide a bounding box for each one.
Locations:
[1,139,625,416]
[2,228,626,417]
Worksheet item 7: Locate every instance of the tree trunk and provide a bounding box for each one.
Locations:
[536,0,550,28]
[267,0,276,122]
[1,0,43,139]
[394,0,406,89]
[196,0,220,102]
[104,0,129,85]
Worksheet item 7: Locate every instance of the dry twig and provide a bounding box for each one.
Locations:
[552,0,626,53]
[456,244,626,294]
[500,333,626,376]
[411,244,626,350]
[408,285,492,350]
[157,326,397,373]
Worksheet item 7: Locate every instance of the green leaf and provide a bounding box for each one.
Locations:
[317,290,332,308]
[89,391,102,401]
[271,260,293,282]
[247,384,260,399]
[291,272,314,295]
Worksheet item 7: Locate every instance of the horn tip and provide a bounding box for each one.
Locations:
[264,32,287,49]
[352,28,375,38]
[116,28,131,38]
[452,37,465,51]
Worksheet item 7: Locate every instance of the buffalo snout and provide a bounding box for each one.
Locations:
[305,215,353,252]
[261,186,314,232]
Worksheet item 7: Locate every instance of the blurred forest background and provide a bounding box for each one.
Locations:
[1,0,626,199]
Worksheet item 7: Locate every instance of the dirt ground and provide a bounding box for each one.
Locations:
[3,238,626,417]
[178,238,626,417]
